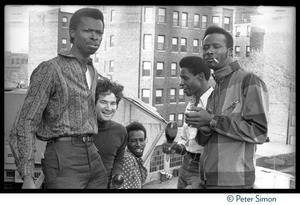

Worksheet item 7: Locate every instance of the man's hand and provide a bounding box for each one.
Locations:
[162,141,177,154]
[198,125,212,134]
[185,107,213,129]
[22,176,36,189]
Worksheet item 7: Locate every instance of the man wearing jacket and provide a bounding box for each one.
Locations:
[186,26,269,189]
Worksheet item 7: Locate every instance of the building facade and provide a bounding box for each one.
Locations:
[5,51,28,89]
[97,5,234,124]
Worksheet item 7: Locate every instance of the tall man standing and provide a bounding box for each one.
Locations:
[9,7,108,189]
[162,56,213,189]
[186,26,269,189]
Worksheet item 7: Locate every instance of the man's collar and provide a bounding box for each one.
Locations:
[58,50,93,65]
[126,149,143,161]
[212,60,240,83]
[199,86,214,103]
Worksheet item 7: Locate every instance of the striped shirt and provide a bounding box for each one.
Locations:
[197,60,269,187]
[8,50,99,179]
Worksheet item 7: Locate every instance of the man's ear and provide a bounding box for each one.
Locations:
[69,28,75,39]
[197,72,204,81]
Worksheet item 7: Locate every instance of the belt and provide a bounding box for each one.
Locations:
[47,134,94,143]
[186,151,200,161]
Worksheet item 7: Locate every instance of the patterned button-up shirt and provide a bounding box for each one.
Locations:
[9,50,99,179]
[121,150,148,189]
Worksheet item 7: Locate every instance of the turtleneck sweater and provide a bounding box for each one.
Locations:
[93,120,128,181]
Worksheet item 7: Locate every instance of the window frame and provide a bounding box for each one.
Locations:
[182,12,188,27]
[142,61,151,77]
[180,38,187,53]
[173,11,179,26]
[155,89,163,104]
[158,8,166,23]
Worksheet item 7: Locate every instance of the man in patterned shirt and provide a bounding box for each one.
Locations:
[186,26,269,189]
[121,121,148,189]
[9,7,108,189]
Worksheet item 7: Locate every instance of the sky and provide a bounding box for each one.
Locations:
[5,5,89,53]
[4,5,295,53]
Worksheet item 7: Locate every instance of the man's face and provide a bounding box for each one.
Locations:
[70,16,104,56]
[202,33,232,70]
[127,130,146,158]
[96,92,117,122]
[179,67,202,97]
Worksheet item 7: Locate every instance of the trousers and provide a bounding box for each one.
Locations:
[41,138,108,189]
[177,152,201,189]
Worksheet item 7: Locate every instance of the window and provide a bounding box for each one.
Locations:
[224,17,230,31]
[109,60,114,73]
[171,63,177,77]
[156,62,164,77]
[110,35,114,47]
[35,164,42,169]
[246,46,250,57]
[170,88,176,103]
[194,14,200,28]
[142,61,151,76]
[11,58,15,64]
[62,38,67,48]
[235,46,240,56]
[143,34,152,50]
[170,153,183,168]
[171,37,178,52]
[34,172,41,179]
[158,8,166,23]
[155,89,163,104]
[16,58,20,64]
[236,26,241,37]
[21,58,27,64]
[157,35,165,51]
[178,89,185,102]
[169,113,175,121]
[182,12,188,27]
[202,15,207,29]
[142,89,150,104]
[144,7,153,22]
[193,39,199,53]
[62,16,68,27]
[247,26,251,37]
[180,38,187,52]
[212,16,220,24]
[150,146,164,172]
[177,113,184,127]
[6,170,15,178]
[111,10,115,22]
[94,53,99,63]
[173,11,179,26]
